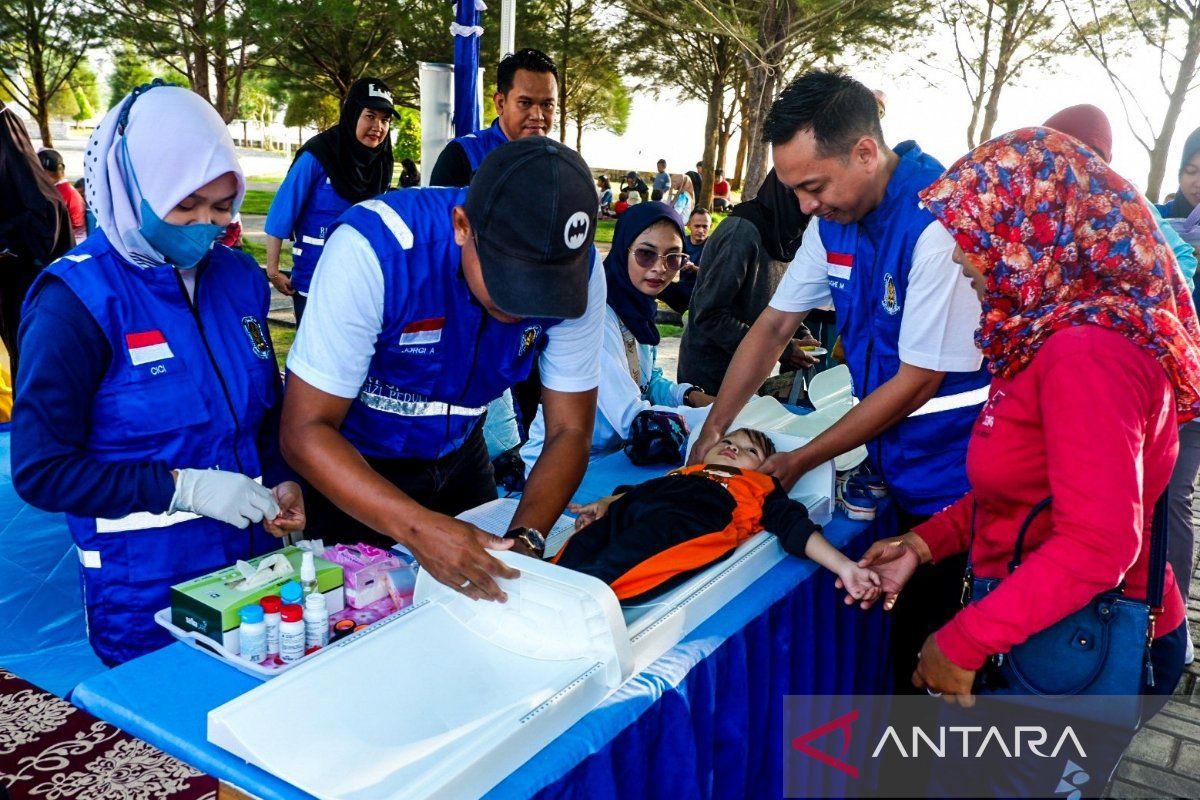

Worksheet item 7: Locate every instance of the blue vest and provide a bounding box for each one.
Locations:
[453,119,510,174]
[335,188,572,461]
[31,232,279,664]
[820,142,991,515]
[291,160,352,294]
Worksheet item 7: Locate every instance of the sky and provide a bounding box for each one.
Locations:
[578,37,1199,203]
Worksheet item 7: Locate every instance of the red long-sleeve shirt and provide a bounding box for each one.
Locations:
[913,325,1186,670]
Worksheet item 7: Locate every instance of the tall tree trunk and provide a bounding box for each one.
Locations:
[35,103,53,149]
[963,0,998,149]
[699,74,723,208]
[575,120,583,153]
[190,0,212,106]
[741,66,776,202]
[732,98,750,192]
[1146,12,1200,201]
[978,1,1020,144]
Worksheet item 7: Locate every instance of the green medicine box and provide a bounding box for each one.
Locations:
[171,546,345,648]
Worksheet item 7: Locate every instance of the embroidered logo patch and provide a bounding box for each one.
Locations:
[241,316,271,359]
[126,330,174,366]
[881,273,900,316]
[518,324,543,356]
[564,211,590,249]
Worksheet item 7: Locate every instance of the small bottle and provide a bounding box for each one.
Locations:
[260,595,282,658]
[238,604,267,664]
[304,592,330,651]
[280,580,302,607]
[279,604,306,663]
[300,551,318,598]
[331,618,357,641]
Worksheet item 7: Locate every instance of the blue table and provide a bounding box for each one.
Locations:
[72,451,895,799]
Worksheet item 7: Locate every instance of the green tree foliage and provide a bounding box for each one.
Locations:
[104,0,266,122]
[69,61,99,121]
[392,107,421,163]
[253,0,452,106]
[106,47,188,109]
[623,0,927,199]
[0,0,102,146]
[47,81,79,119]
[570,65,631,154]
[519,0,625,145]
[282,89,341,130]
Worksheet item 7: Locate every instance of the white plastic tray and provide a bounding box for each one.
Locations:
[154,604,408,680]
[208,552,632,800]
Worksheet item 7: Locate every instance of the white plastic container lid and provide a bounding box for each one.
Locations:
[208,551,633,799]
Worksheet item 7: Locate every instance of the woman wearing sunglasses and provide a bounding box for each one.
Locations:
[521,202,714,469]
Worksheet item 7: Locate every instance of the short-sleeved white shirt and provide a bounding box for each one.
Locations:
[287,224,606,398]
[770,221,984,373]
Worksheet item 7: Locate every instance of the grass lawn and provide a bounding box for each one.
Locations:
[657,323,683,338]
[268,321,295,371]
[240,238,293,271]
[241,189,276,216]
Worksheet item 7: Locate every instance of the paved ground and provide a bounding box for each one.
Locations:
[1107,527,1200,797]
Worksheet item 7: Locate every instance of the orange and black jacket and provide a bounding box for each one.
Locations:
[553,464,819,603]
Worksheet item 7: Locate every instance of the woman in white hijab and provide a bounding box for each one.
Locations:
[12,81,305,666]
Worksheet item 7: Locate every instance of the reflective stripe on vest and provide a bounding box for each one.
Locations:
[359,198,414,249]
[92,475,265,534]
[357,390,486,418]
[908,385,990,418]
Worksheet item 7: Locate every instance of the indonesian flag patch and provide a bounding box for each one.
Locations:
[826,251,853,281]
[399,317,444,346]
[126,330,174,366]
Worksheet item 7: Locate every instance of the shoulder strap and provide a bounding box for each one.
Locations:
[972,492,1170,606]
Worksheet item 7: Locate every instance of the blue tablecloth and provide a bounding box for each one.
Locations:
[72,450,895,798]
[0,428,107,697]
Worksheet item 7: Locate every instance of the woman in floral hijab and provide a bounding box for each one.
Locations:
[855,127,1196,797]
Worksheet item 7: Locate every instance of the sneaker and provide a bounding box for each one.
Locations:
[836,468,888,499]
[838,476,879,521]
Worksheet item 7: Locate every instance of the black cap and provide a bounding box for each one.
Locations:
[38,148,64,171]
[464,137,597,319]
[348,77,399,119]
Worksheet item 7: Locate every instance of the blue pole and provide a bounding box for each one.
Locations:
[452,0,482,137]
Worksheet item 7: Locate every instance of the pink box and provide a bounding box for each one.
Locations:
[320,543,402,609]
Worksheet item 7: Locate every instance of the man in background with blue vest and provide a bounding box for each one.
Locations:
[281,138,604,602]
[429,48,560,469]
[429,48,558,187]
[690,70,989,689]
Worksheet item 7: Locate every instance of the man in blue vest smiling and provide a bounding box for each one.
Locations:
[690,71,989,686]
[429,48,558,187]
[282,137,604,602]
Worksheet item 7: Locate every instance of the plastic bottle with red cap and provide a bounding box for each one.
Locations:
[260,595,282,659]
[279,604,306,663]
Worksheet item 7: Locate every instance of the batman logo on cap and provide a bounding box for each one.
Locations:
[564,211,590,250]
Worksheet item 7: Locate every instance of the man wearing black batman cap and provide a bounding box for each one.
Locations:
[282,137,605,602]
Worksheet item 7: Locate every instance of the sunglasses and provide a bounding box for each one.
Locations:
[633,247,687,272]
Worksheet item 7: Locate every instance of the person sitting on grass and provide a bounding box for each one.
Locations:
[614,191,631,216]
[543,428,881,604]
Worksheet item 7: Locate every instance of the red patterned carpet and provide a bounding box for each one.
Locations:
[0,669,216,800]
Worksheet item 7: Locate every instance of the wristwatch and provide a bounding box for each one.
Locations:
[683,385,706,406]
[504,526,547,558]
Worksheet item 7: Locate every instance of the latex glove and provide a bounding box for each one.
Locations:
[170,469,280,529]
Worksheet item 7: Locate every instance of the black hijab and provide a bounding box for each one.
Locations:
[0,106,73,265]
[731,168,810,263]
[1166,126,1200,218]
[603,202,686,346]
[296,78,395,203]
